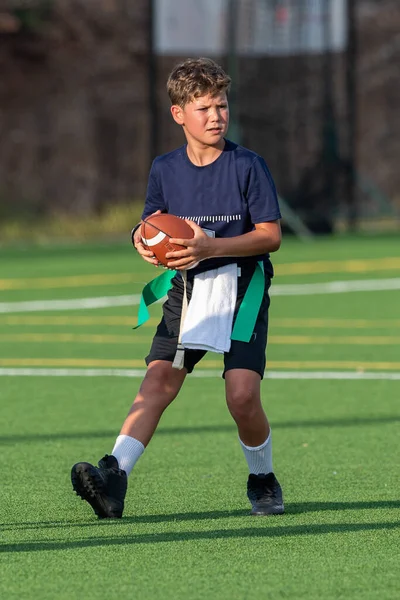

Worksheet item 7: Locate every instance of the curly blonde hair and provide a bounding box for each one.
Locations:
[167,57,231,107]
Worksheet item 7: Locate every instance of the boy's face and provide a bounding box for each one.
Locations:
[171,92,229,148]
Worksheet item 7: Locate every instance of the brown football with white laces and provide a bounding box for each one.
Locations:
[141,213,194,267]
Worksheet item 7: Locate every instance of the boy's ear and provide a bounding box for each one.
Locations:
[171,104,184,125]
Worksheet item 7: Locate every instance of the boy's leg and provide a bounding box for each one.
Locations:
[225,369,269,447]
[111,360,187,471]
[120,359,188,446]
[224,369,284,516]
[70,271,206,520]
[222,266,283,515]
[71,360,187,519]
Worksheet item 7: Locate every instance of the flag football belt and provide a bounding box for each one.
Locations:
[133,261,265,343]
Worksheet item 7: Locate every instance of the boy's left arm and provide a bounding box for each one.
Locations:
[166,219,281,270]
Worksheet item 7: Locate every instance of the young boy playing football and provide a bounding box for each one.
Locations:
[71,57,284,518]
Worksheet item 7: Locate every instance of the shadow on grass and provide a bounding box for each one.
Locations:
[1,414,400,444]
[2,500,400,532]
[1,520,399,553]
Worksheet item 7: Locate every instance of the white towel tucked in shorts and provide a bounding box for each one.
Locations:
[181,263,238,354]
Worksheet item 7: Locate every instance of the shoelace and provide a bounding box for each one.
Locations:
[250,478,274,499]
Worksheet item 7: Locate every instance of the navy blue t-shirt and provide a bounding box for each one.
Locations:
[142,139,281,277]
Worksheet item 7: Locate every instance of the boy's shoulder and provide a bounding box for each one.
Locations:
[153,140,263,171]
[152,145,186,169]
[224,139,263,165]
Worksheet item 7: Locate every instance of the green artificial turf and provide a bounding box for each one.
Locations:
[1,234,400,599]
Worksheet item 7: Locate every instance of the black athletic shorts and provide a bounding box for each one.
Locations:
[145,263,271,378]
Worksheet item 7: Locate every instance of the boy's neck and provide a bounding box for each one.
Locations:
[186,139,226,167]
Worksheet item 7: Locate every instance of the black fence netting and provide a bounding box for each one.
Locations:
[0,0,399,232]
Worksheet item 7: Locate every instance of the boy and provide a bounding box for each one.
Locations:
[71,57,284,518]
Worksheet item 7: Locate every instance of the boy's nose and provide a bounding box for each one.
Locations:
[209,107,219,119]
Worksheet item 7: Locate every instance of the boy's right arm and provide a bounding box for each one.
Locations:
[134,160,166,266]
[132,211,161,267]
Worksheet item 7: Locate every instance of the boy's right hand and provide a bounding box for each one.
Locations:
[132,210,161,266]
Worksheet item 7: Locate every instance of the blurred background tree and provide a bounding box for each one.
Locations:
[0,0,399,239]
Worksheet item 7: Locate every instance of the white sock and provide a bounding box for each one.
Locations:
[111,434,144,476]
[239,432,273,475]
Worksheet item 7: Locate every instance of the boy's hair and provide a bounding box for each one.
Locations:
[167,57,231,107]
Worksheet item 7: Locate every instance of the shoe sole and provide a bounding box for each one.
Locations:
[71,463,122,519]
[250,505,285,516]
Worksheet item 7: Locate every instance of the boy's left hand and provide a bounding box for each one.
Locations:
[166,220,212,270]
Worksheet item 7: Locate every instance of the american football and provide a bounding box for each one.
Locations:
[141,213,194,267]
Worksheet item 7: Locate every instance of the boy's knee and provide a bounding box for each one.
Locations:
[226,388,260,422]
[139,363,183,403]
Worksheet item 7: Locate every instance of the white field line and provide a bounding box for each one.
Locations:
[1,368,400,380]
[0,294,141,314]
[271,278,400,295]
[1,278,400,314]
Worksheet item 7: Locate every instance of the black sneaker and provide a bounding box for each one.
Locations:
[247,472,284,516]
[71,454,127,519]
